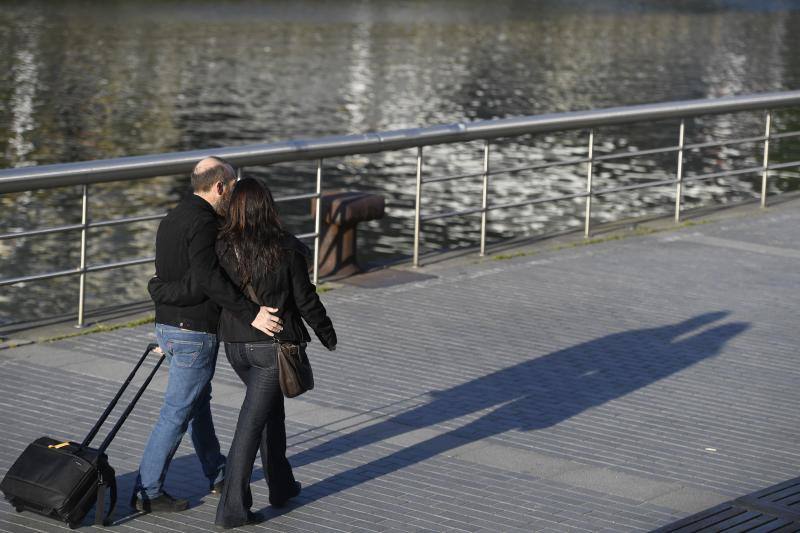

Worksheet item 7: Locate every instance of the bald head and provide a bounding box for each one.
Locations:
[191,156,235,192]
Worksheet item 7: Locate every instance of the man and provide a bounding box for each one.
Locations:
[133,157,282,513]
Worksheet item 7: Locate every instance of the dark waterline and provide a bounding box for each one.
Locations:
[2,0,800,324]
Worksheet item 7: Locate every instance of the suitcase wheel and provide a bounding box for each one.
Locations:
[68,521,79,530]
[14,505,23,513]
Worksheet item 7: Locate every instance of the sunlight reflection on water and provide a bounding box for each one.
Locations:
[2,0,800,323]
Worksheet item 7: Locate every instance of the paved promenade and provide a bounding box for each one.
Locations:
[1,200,799,532]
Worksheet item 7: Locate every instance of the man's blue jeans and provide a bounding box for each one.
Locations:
[134,324,226,500]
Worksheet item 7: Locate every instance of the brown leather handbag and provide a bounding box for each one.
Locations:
[245,284,314,398]
[276,342,314,398]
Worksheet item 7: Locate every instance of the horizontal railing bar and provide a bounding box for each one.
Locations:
[683,165,763,183]
[412,161,789,223]
[767,160,800,171]
[4,91,800,194]
[1,255,167,286]
[1,256,157,286]
[421,206,484,222]
[85,257,154,273]
[88,213,166,229]
[274,192,319,203]
[490,156,590,176]
[684,135,767,151]
[489,139,755,177]
[0,267,81,287]
[593,145,680,162]
[0,225,338,284]
[593,178,679,196]
[489,179,680,210]
[0,213,167,240]
[423,170,486,184]
[769,131,800,140]
[488,191,589,212]
[453,131,800,181]
[0,223,84,240]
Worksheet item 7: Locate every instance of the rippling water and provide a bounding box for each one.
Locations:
[2,0,800,324]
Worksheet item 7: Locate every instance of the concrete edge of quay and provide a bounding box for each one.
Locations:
[2,190,799,350]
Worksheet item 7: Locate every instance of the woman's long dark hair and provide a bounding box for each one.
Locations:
[219,177,284,285]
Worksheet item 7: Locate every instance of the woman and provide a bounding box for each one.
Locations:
[214,177,337,528]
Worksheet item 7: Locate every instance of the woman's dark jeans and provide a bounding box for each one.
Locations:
[215,341,296,528]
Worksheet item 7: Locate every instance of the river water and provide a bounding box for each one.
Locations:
[2,0,800,325]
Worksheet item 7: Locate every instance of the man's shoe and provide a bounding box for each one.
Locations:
[269,481,301,508]
[216,511,265,529]
[134,491,189,513]
[211,479,224,495]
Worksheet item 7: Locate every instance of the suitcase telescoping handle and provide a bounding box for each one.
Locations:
[79,343,166,453]
[97,347,166,454]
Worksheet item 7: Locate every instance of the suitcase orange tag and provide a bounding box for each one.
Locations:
[48,442,70,449]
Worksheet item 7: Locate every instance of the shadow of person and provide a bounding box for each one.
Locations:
[271,311,748,507]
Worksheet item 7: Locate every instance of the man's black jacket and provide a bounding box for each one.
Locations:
[149,194,258,333]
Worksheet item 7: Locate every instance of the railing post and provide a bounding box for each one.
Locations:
[761,110,772,208]
[479,140,490,257]
[584,129,595,238]
[413,146,423,268]
[76,184,89,328]
[675,119,685,223]
[313,159,323,285]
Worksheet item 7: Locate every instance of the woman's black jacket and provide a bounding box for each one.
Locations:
[215,234,336,348]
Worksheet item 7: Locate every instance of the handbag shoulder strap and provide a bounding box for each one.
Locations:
[243,277,283,343]
[234,246,261,306]
[244,282,260,305]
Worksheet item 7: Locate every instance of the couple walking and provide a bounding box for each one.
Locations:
[132,157,337,528]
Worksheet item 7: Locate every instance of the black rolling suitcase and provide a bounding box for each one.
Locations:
[1,343,166,529]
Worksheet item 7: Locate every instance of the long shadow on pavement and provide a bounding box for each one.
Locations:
[110,312,747,524]
[272,311,748,509]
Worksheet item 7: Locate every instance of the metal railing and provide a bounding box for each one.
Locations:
[2,91,800,327]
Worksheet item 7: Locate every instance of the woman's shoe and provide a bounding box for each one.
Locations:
[269,481,302,508]
[216,511,265,529]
